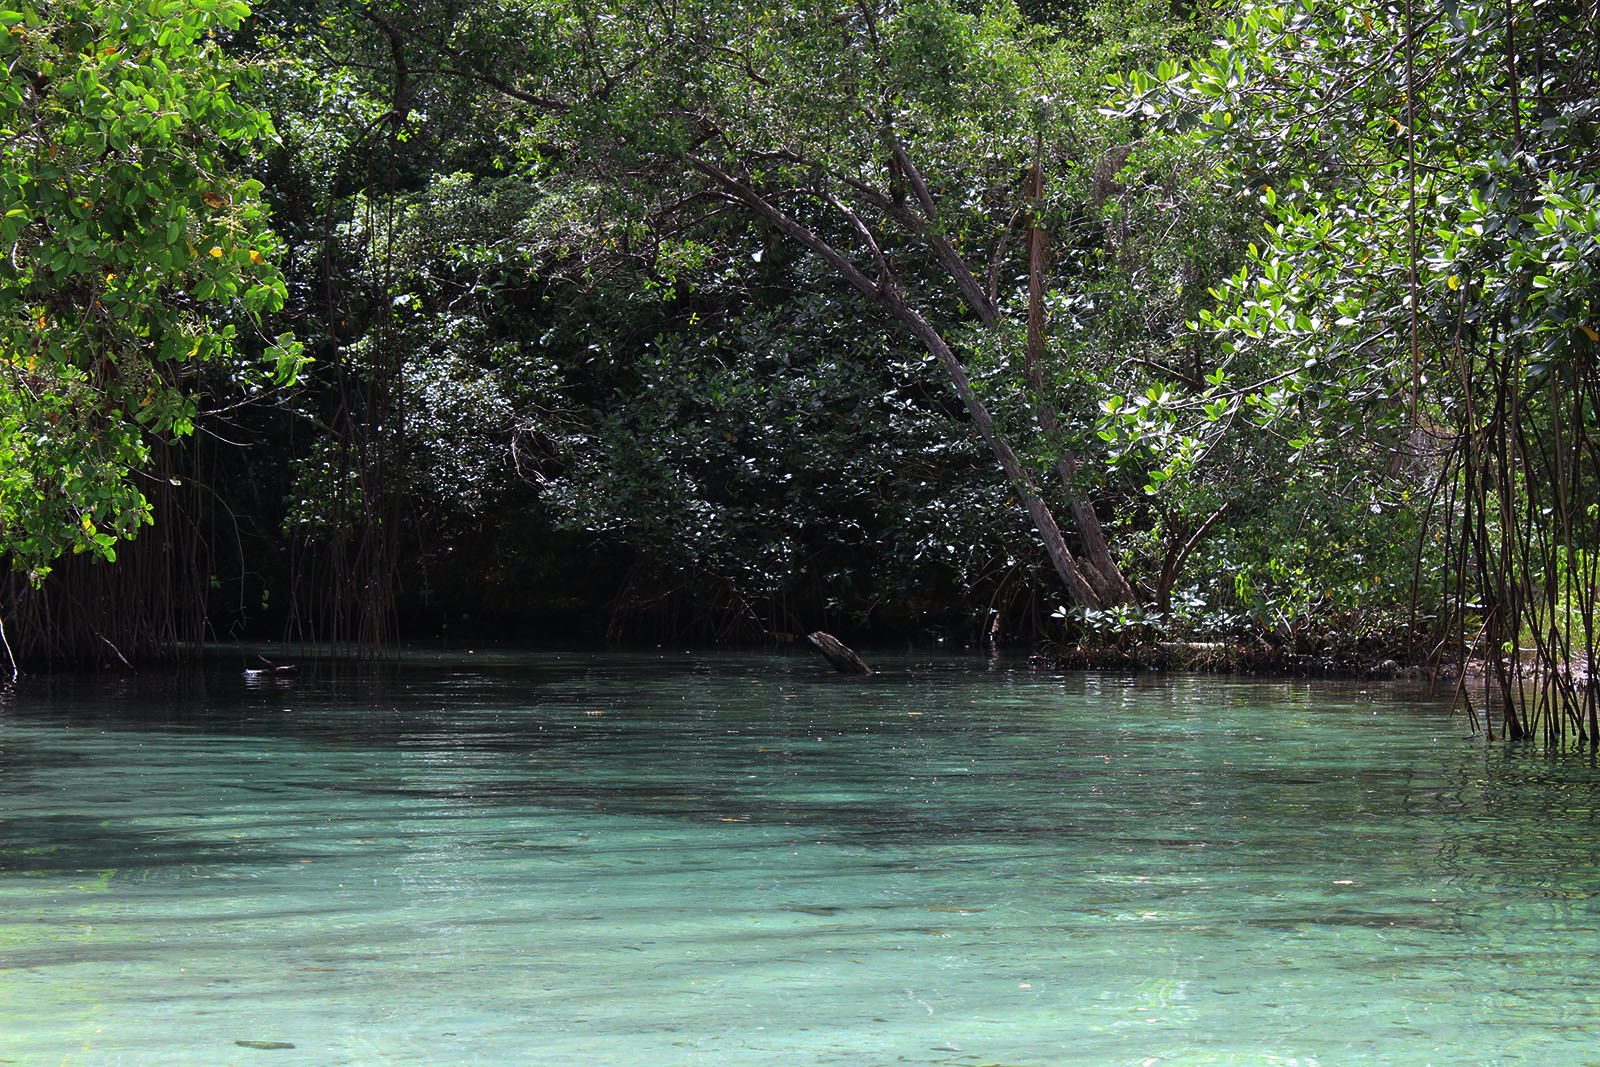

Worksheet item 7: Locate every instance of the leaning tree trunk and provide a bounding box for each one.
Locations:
[887,291,1107,608]
[689,153,1129,611]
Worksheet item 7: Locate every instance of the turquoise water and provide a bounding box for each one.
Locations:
[2,649,1599,1066]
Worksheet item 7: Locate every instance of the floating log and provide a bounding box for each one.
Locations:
[807,631,872,675]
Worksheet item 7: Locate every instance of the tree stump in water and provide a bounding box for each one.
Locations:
[807,631,872,675]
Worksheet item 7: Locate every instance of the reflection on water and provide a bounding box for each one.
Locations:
[3,650,1600,1065]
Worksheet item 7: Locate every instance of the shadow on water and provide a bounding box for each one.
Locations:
[0,813,310,877]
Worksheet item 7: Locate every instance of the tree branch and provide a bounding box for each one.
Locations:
[687,154,881,300]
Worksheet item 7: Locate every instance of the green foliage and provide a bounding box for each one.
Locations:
[1119,0,1599,420]
[1110,0,1600,712]
[222,0,1172,632]
[224,0,1496,647]
[539,276,1022,622]
[0,0,302,583]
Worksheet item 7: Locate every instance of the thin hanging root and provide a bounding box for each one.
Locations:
[0,611,16,681]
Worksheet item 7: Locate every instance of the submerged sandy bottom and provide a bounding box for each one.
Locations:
[3,651,1598,1065]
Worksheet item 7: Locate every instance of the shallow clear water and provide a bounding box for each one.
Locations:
[3,649,1599,1066]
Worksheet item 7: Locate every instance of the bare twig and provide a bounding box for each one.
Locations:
[94,631,135,672]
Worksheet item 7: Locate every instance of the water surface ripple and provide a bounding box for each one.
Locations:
[3,650,1598,1065]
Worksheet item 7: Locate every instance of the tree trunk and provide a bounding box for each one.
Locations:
[1024,160,1136,606]
[1154,504,1228,616]
[689,153,1123,610]
[885,293,1106,608]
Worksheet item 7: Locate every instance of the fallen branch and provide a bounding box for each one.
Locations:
[807,631,872,676]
